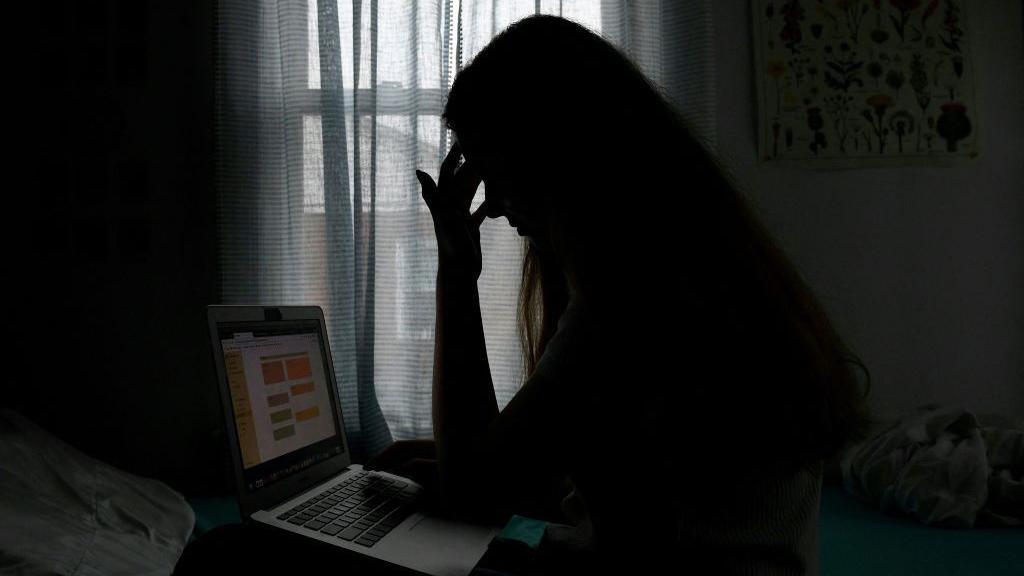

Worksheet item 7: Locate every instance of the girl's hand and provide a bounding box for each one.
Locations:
[364,440,443,512]
[416,142,488,280]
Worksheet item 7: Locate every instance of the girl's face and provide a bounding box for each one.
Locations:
[458,133,548,242]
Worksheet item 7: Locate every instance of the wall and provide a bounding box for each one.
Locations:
[712,0,1024,421]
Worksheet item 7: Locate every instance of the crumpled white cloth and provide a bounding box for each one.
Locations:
[841,404,1023,528]
[0,409,194,575]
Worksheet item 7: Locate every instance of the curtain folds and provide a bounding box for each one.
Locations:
[216,0,715,461]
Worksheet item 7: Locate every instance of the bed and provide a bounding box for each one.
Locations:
[0,410,194,576]
[817,485,1022,575]
[188,486,1023,575]
[3,406,1020,575]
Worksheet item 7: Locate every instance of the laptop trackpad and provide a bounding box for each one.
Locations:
[380,513,498,576]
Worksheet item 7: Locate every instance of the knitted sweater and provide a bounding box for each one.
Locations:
[523,298,823,575]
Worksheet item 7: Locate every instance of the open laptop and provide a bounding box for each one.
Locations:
[206,305,500,576]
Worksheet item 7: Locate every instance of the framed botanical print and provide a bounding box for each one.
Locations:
[752,0,979,166]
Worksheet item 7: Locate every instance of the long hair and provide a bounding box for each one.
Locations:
[517,237,569,377]
[443,16,870,465]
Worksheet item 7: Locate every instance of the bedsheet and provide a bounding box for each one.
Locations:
[0,409,194,575]
[841,404,1022,528]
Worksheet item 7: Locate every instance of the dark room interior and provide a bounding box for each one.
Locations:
[4,1,1022,575]
[11,2,222,495]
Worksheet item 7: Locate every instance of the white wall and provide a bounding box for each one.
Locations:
[712,0,1024,421]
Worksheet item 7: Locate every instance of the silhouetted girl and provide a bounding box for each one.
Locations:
[412,14,870,574]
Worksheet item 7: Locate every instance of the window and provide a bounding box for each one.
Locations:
[218,0,706,443]
[295,0,602,346]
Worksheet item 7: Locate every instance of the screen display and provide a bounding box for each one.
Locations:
[218,320,344,492]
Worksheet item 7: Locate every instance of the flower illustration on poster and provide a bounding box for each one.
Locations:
[752,0,978,166]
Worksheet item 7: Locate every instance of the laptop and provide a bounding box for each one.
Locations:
[206,305,500,576]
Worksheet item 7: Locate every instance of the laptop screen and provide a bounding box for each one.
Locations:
[217,319,345,492]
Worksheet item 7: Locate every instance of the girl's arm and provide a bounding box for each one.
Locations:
[417,144,573,522]
[431,265,500,517]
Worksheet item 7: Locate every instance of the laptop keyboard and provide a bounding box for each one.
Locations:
[275,470,418,547]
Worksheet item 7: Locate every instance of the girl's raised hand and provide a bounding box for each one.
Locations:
[416,142,488,280]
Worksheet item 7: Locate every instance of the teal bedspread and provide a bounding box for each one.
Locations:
[818,486,1021,575]
[188,487,1023,574]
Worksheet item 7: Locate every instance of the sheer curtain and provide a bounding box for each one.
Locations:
[216,0,715,461]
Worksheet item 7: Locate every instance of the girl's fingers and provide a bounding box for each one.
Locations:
[419,163,481,215]
[455,160,483,207]
[415,170,436,206]
[440,142,462,179]
[470,201,488,229]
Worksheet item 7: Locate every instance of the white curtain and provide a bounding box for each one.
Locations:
[216,0,715,461]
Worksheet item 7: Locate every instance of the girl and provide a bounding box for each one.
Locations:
[406,14,870,575]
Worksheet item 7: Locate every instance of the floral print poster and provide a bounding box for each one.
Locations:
[752,0,978,166]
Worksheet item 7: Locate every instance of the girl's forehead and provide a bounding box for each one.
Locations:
[464,143,509,172]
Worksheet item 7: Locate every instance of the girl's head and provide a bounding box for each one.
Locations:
[444,16,702,287]
[444,15,737,361]
[443,15,870,466]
